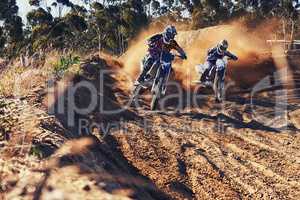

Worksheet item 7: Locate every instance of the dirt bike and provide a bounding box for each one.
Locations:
[132,52,184,110]
[195,57,229,103]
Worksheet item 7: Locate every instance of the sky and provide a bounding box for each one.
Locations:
[17,0,85,21]
[17,0,33,20]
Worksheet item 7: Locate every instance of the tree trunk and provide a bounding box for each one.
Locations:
[122,34,124,54]
[98,34,101,54]
[290,20,295,50]
[282,19,287,51]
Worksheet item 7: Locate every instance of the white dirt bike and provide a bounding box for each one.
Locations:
[195,57,229,103]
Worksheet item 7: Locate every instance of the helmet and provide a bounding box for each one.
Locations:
[217,40,228,54]
[163,25,177,44]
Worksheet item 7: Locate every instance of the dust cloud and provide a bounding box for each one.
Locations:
[120,19,291,89]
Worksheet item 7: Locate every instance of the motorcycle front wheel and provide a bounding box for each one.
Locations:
[132,84,142,99]
[150,77,164,110]
[214,71,224,103]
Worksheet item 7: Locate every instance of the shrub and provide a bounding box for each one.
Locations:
[53,54,80,77]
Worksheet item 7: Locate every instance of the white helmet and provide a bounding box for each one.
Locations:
[163,25,177,44]
[217,39,228,54]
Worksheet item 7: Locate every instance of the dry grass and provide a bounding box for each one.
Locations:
[0,99,40,158]
[0,51,82,98]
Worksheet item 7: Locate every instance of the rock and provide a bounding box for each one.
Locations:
[46,185,54,191]
[82,184,91,191]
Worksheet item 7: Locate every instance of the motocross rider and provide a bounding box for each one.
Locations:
[200,40,238,84]
[135,25,187,86]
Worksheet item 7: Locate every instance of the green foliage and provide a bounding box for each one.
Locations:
[32,36,48,51]
[64,12,87,32]
[27,8,53,27]
[30,145,43,158]
[0,0,24,58]
[29,0,41,7]
[4,16,24,43]
[190,0,300,29]
[86,0,148,54]
[32,24,51,38]
[53,54,80,76]
[0,0,19,20]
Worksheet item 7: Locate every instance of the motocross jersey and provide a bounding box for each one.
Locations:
[147,33,184,59]
[206,47,238,64]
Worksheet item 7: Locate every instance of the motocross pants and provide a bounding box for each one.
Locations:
[136,54,157,83]
[137,51,176,83]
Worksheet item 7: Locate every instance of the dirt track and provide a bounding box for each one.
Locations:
[93,55,300,199]
[1,52,300,199]
[111,24,300,199]
[112,104,300,199]
[107,79,299,200]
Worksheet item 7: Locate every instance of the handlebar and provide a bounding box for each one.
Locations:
[227,56,238,61]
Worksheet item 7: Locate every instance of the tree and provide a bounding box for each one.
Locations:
[0,0,24,58]
[29,0,41,7]
[6,0,295,58]
[0,0,19,20]
[152,0,161,16]
[0,27,5,50]
[27,8,53,27]
[4,16,23,43]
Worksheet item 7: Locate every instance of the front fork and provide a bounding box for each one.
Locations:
[215,68,226,99]
[151,64,171,96]
[217,68,226,81]
[151,66,161,93]
[161,66,171,95]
